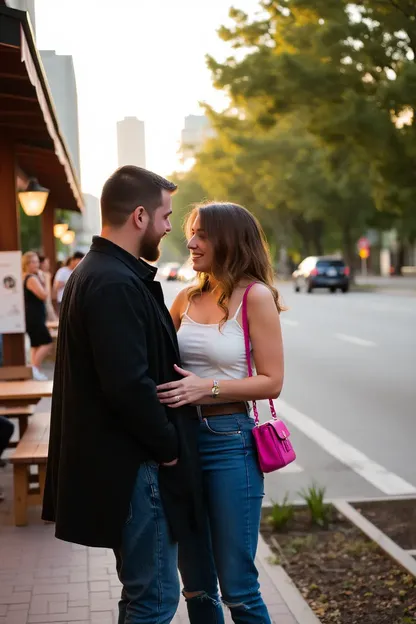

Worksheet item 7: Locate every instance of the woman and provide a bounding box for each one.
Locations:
[22,251,52,381]
[157,202,284,623]
[38,255,57,323]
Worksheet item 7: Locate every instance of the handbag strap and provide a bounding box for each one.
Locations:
[242,283,277,425]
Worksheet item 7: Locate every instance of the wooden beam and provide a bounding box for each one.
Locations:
[0,122,44,131]
[0,93,37,103]
[0,138,26,366]
[0,72,26,81]
[0,110,41,117]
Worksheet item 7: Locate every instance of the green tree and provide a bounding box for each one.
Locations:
[206,0,416,268]
[163,170,207,260]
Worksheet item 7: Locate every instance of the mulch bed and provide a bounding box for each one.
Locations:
[354,498,416,550]
[261,508,416,624]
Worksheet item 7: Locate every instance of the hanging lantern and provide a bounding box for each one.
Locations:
[54,222,69,238]
[18,178,49,216]
[60,230,75,245]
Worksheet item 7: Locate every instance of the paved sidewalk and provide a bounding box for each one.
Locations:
[0,521,296,624]
[0,396,299,624]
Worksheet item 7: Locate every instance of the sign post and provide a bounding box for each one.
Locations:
[0,251,26,334]
[357,237,370,277]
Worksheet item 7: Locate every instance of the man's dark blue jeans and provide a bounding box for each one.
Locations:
[114,462,179,624]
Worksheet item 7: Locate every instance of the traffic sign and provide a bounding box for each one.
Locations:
[359,248,370,259]
[358,237,370,251]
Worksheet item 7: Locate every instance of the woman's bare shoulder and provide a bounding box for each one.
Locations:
[247,282,275,304]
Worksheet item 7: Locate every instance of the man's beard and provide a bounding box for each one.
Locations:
[139,221,163,262]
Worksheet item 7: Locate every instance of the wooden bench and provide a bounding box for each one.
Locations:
[0,367,36,447]
[0,405,36,447]
[9,412,50,526]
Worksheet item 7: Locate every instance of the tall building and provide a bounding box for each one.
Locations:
[117,117,146,168]
[40,51,81,180]
[180,115,213,161]
[5,0,36,37]
[73,193,101,252]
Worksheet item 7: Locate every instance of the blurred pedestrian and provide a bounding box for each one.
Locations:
[38,255,57,322]
[52,251,85,313]
[22,251,52,381]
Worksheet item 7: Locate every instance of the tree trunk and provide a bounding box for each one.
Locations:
[311,220,324,255]
[293,216,312,258]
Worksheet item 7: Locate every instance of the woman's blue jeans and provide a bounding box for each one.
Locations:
[179,412,272,624]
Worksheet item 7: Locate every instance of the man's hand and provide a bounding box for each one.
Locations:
[161,458,178,467]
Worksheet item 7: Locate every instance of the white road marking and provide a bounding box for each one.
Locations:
[272,399,416,496]
[281,319,299,327]
[335,333,376,348]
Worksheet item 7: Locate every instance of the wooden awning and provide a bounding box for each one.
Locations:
[0,4,83,212]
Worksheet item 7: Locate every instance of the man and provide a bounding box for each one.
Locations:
[52,251,85,312]
[42,166,202,623]
[0,416,14,502]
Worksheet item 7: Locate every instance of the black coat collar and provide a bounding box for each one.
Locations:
[90,236,180,360]
[90,236,158,282]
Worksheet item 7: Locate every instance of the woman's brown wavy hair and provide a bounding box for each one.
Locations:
[185,202,284,325]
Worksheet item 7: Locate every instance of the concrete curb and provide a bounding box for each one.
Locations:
[333,499,416,578]
[262,493,416,509]
[257,533,322,624]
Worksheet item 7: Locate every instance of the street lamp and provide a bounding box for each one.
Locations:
[18,178,50,216]
[53,222,69,238]
[60,229,75,245]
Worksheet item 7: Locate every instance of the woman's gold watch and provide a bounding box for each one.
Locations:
[211,380,220,399]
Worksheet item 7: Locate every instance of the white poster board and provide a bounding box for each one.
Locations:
[0,251,26,334]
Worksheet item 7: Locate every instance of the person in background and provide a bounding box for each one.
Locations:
[0,416,14,502]
[53,251,85,313]
[51,261,63,315]
[38,255,57,322]
[22,251,53,381]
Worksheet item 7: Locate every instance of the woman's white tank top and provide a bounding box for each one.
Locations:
[177,301,252,381]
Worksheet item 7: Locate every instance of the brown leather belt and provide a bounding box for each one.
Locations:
[199,402,248,417]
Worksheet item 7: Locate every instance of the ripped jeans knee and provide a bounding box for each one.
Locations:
[222,598,249,612]
[182,589,221,607]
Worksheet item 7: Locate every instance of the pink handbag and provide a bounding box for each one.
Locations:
[242,283,296,473]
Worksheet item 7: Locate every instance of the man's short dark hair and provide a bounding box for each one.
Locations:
[100,166,177,227]
[73,251,85,260]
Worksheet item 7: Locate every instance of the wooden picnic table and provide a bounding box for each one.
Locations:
[0,380,53,408]
[0,380,52,445]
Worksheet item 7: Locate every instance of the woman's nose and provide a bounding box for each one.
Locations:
[187,236,197,250]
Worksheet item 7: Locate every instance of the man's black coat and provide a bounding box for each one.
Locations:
[42,236,203,548]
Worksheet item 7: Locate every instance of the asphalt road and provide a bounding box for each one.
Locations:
[162,279,416,505]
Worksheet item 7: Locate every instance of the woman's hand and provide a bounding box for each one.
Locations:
[157,365,211,408]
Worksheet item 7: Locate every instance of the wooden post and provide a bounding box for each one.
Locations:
[41,198,56,274]
[13,464,28,526]
[0,138,25,366]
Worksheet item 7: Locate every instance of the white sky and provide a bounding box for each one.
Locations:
[34,0,259,197]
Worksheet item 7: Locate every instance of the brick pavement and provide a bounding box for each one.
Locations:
[0,395,298,624]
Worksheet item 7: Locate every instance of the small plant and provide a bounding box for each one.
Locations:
[299,482,332,528]
[286,535,316,555]
[267,494,294,531]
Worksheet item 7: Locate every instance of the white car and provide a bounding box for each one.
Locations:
[178,262,197,282]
